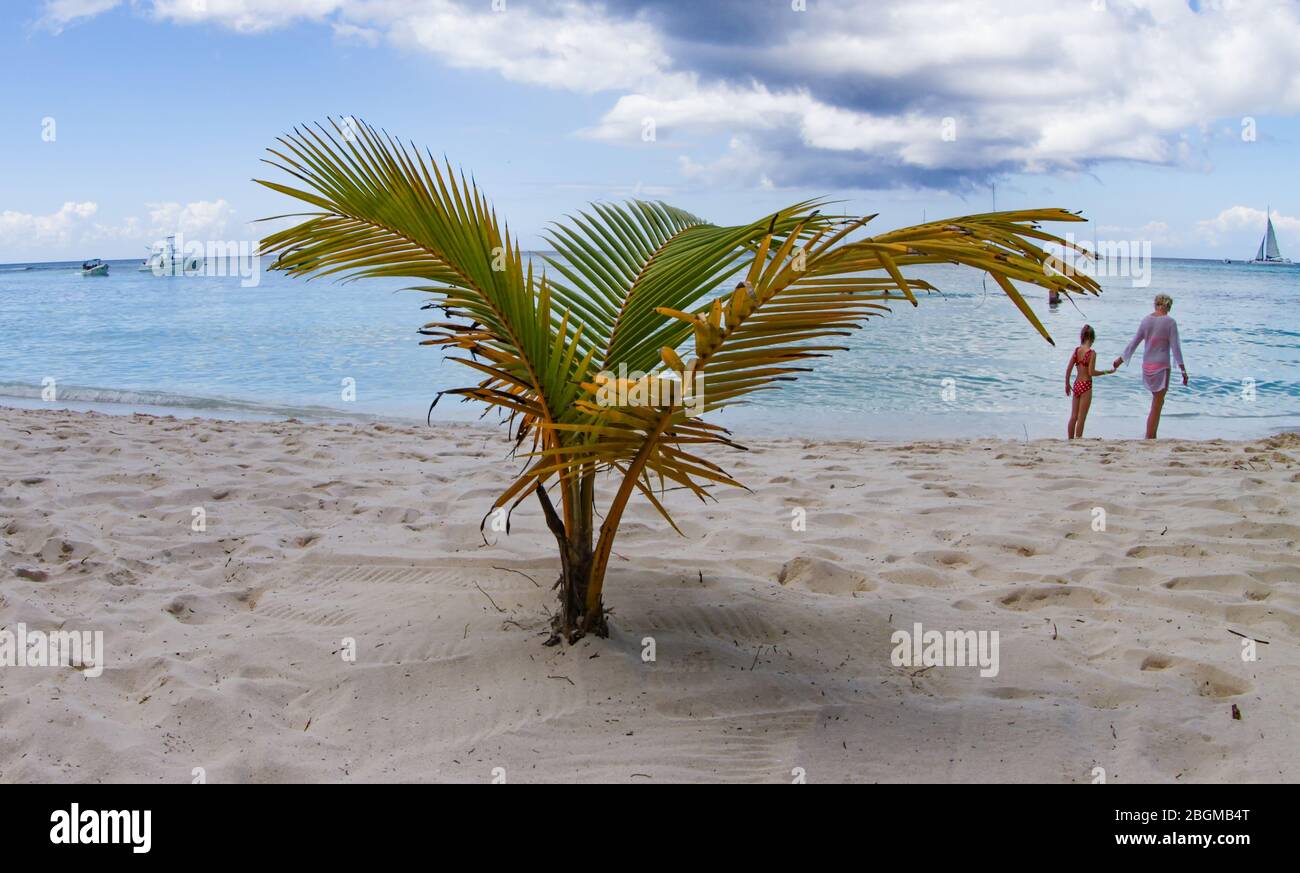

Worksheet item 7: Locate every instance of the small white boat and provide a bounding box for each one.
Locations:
[1249,210,1292,265]
[81,259,109,276]
[139,235,202,275]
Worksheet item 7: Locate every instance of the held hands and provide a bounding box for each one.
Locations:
[1112,357,1124,369]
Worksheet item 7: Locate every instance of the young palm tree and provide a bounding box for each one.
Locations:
[257,119,1101,644]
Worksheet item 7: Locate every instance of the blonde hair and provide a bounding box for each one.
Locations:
[1154,293,1173,312]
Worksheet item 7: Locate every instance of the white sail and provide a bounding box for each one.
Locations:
[1264,217,1282,260]
[1251,212,1290,264]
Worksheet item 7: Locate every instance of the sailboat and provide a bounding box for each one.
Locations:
[1250,209,1291,265]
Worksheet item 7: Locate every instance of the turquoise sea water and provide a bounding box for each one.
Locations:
[1,256,1297,439]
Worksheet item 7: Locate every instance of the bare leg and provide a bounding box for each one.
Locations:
[1146,388,1167,439]
[1068,392,1081,439]
[1075,390,1093,438]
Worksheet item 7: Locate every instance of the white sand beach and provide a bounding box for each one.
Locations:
[1,406,1296,783]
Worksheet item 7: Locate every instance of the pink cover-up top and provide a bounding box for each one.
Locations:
[1122,314,1184,392]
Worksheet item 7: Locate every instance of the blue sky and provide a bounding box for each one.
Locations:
[3,0,1299,262]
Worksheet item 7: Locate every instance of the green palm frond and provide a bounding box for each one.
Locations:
[543,200,832,375]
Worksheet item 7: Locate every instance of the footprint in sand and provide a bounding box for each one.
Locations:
[880,564,958,588]
[999,585,1110,610]
[284,532,321,549]
[913,549,974,569]
[1193,521,1300,541]
[1187,663,1254,698]
[1126,543,1209,560]
[970,534,1050,558]
[1130,650,1253,697]
[777,555,873,595]
[1162,573,1272,601]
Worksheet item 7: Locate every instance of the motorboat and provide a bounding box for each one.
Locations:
[139,235,202,275]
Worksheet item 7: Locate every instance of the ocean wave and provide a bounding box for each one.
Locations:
[0,382,393,423]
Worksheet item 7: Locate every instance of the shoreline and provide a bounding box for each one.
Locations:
[3,395,1296,443]
[2,406,1296,782]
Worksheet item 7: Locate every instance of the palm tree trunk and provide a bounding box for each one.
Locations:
[535,482,606,644]
[537,424,664,645]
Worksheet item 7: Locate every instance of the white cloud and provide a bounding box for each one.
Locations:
[38,0,1300,190]
[1092,220,1181,249]
[386,0,666,94]
[39,0,121,32]
[149,0,345,33]
[679,136,776,189]
[585,78,809,142]
[331,21,379,47]
[145,199,236,241]
[579,0,1300,187]
[0,202,100,253]
[1196,205,1300,246]
[0,200,238,262]
[134,0,664,89]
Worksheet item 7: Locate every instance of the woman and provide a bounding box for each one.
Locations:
[1112,293,1188,439]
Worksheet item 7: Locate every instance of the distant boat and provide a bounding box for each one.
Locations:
[81,259,109,276]
[139,235,202,275]
[1249,210,1292,265]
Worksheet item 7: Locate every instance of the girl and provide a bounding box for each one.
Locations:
[1065,324,1115,439]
